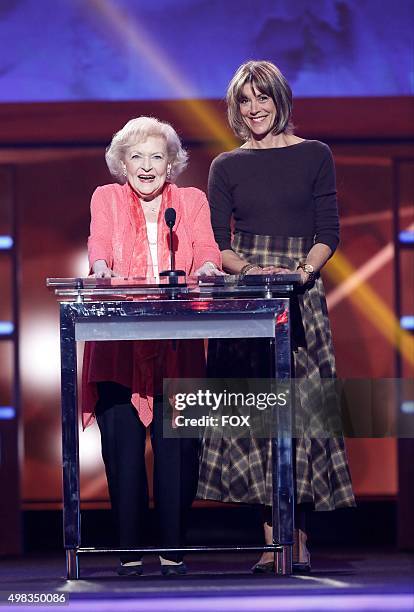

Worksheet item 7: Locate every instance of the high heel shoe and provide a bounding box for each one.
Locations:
[252,527,311,574]
[251,556,311,574]
[293,528,311,573]
[251,560,274,574]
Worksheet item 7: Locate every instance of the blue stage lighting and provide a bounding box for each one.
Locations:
[0,407,15,420]
[400,316,414,330]
[398,231,414,244]
[401,401,414,414]
[0,236,13,249]
[0,321,14,335]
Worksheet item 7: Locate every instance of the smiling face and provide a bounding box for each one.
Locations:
[239,82,277,142]
[123,135,169,201]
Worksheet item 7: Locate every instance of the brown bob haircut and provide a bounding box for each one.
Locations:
[226,60,293,140]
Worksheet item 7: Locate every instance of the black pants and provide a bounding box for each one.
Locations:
[96,382,199,562]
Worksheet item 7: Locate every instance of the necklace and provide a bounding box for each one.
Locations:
[142,204,160,215]
[141,199,161,214]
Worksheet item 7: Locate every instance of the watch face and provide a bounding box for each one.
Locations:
[304,264,314,273]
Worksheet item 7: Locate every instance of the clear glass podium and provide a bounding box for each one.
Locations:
[47,274,300,579]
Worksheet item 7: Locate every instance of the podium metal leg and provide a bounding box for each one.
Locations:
[60,305,81,578]
[271,308,294,578]
[66,549,79,580]
[275,545,292,575]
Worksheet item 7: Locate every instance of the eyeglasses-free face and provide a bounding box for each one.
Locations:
[239,82,277,142]
[123,135,169,201]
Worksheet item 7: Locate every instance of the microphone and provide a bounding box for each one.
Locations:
[165,207,176,229]
[159,207,185,283]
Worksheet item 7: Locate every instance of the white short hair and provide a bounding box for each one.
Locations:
[105,116,188,183]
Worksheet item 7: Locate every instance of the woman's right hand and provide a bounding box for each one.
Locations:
[92,260,117,278]
[244,265,265,275]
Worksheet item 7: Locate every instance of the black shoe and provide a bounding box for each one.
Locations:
[293,560,311,573]
[117,563,143,576]
[251,561,274,574]
[252,560,311,574]
[160,562,187,576]
[293,544,311,573]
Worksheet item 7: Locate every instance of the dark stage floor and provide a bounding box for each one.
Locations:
[0,549,413,611]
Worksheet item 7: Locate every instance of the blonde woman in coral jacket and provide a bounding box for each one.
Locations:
[82,116,222,576]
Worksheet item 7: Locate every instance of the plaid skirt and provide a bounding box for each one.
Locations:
[197,232,355,510]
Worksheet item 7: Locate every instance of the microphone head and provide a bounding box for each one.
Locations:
[165,207,176,228]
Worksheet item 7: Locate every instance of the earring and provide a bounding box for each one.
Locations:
[166,163,172,181]
[122,165,127,177]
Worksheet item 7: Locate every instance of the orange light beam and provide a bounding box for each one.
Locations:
[325,249,414,368]
[87,0,238,150]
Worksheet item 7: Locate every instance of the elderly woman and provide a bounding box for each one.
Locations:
[82,116,222,576]
[197,61,355,572]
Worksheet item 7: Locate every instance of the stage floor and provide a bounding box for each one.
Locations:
[0,549,413,611]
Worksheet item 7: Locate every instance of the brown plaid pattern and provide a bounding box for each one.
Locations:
[197,232,355,510]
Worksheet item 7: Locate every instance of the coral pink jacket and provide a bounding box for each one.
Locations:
[81,182,221,428]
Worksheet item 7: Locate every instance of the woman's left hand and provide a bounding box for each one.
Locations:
[195,261,226,276]
[262,265,310,285]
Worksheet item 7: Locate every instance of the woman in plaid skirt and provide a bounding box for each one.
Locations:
[197,60,355,572]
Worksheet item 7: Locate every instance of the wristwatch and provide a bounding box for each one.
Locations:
[297,262,316,283]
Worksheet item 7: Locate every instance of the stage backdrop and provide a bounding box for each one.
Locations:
[0,0,412,102]
[0,0,412,514]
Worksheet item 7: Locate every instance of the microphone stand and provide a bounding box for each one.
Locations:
[159,220,185,286]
